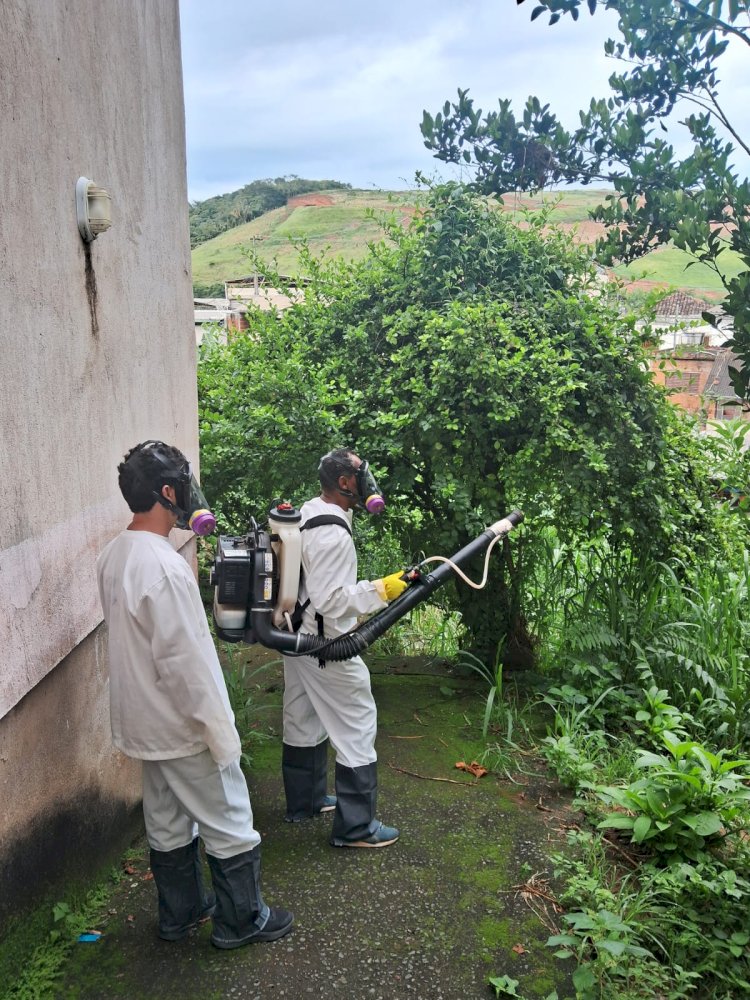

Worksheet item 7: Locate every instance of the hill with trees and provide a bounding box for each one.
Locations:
[189,176,351,248]
[191,184,741,300]
[191,188,417,295]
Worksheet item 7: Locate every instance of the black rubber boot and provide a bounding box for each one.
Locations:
[282,739,335,822]
[149,837,216,941]
[330,761,381,844]
[207,845,294,949]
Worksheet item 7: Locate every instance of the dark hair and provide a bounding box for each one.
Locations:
[118,440,188,513]
[318,448,357,491]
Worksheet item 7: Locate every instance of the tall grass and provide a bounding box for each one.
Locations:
[220,643,273,767]
[502,517,750,999]
[524,524,750,749]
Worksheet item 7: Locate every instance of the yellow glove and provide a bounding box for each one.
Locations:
[374,571,408,602]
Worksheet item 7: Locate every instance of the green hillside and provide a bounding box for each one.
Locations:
[189,177,352,247]
[612,246,744,297]
[192,189,417,294]
[191,186,739,302]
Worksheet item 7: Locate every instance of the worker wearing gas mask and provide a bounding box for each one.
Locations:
[282,448,407,847]
[97,441,293,948]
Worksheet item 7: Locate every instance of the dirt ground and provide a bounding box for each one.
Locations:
[52,656,576,1000]
[287,194,335,208]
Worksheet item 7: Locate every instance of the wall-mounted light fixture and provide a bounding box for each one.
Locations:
[76,177,112,242]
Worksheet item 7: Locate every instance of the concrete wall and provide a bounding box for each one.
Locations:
[0,0,196,926]
[650,358,713,417]
[0,629,143,928]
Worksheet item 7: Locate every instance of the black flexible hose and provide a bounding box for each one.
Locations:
[248,510,524,661]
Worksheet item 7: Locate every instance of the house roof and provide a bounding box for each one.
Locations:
[654,347,717,361]
[654,291,710,319]
[225,274,311,289]
[704,349,744,401]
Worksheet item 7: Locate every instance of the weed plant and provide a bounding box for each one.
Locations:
[1,875,122,1000]
[367,602,465,661]
[483,456,750,996]
[219,642,273,768]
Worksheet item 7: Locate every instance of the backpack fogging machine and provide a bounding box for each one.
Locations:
[211,504,524,661]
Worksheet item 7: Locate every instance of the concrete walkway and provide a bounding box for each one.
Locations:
[55,658,574,1000]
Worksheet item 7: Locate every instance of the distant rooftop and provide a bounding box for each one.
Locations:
[654,291,710,319]
[704,349,744,403]
[225,274,311,289]
[654,347,717,361]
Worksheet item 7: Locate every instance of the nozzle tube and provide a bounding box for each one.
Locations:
[249,607,369,659]
[248,510,523,661]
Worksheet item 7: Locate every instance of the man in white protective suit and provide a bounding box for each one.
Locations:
[97,440,293,948]
[281,448,408,847]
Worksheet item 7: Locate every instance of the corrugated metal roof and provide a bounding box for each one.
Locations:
[225,274,311,288]
[704,349,744,401]
[655,347,717,360]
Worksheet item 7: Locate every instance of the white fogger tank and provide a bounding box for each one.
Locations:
[267,502,302,628]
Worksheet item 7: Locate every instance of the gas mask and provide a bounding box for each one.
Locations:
[128,441,217,536]
[169,469,217,536]
[340,459,385,514]
[356,461,385,514]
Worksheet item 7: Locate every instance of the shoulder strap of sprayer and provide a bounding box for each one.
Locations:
[298,514,352,668]
[300,514,352,537]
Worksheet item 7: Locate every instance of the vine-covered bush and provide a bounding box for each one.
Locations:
[198,182,716,661]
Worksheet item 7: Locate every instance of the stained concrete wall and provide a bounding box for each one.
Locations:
[0,0,197,927]
[0,629,144,929]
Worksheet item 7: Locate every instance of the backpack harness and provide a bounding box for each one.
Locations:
[293,514,352,668]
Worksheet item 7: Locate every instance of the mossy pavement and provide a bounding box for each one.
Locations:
[51,653,576,1000]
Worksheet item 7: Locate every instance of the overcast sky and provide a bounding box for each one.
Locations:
[178,0,749,203]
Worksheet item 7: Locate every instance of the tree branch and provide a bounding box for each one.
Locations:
[706,90,750,158]
[673,0,750,48]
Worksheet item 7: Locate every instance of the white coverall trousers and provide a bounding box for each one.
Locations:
[141,750,261,859]
[282,652,377,768]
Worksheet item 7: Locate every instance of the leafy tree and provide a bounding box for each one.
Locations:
[197,325,338,530]
[420,0,750,394]
[200,183,715,664]
[193,280,226,298]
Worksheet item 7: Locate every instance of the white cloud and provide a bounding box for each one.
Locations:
[180,0,748,201]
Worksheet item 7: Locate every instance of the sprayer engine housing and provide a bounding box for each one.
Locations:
[212,524,274,643]
[212,503,304,644]
[213,535,254,607]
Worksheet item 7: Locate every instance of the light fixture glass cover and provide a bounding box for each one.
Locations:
[76,177,112,242]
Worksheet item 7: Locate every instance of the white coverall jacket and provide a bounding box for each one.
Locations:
[282,496,387,768]
[97,529,241,767]
[97,530,260,857]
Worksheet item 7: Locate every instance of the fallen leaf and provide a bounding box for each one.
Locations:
[455,760,488,778]
[512,943,527,955]
[123,865,137,875]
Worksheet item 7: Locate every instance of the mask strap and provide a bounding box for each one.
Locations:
[153,484,179,515]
